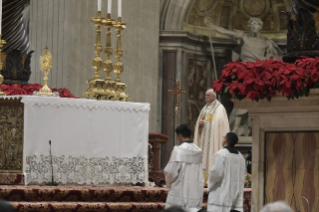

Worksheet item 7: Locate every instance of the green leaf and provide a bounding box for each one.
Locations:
[224,87,230,93]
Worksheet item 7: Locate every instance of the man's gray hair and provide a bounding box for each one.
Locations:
[207,89,216,97]
[260,201,293,212]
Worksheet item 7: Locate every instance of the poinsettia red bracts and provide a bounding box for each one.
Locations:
[0,83,76,98]
[213,57,319,101]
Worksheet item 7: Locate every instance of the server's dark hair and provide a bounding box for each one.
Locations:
[225,132,238,147]
[175,124,191,138]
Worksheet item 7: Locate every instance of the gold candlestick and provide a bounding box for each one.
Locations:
[83,11,106,99]
[113,17,126,82]
[92,11,104,80]
[0,35,6,96]
[103,13,115,81]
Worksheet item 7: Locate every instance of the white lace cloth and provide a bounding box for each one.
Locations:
[18,96,150,185]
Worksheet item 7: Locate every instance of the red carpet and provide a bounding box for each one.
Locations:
[0,185,251,212]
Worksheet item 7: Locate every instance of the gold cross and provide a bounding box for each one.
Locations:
[169,81,185,114]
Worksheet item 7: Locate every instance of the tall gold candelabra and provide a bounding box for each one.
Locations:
[113,17,129,101]
[103,13,115,82]
[0,35,6,96]
[83,12,129,101]
[113,17,126,83]
[83,11,106,99]
[92,11,104,80]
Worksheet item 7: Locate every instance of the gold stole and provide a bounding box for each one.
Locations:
[198,110,214,138]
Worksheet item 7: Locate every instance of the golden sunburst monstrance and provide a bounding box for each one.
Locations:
[38,46,53,95]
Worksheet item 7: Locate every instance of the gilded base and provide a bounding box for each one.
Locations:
[83,78,105,100]
[33,91,59,97]
[83,78,129,101]
[116,82,129,101]
[39,85,52,94]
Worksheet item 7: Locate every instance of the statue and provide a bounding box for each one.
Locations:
[204,17,282,62]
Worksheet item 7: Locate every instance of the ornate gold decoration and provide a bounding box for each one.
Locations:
[113,17,127,83]
[92,11,104,80]
[0,36,7,96]
[103,13,115,82]
[240,0,268,18]
[116,82,129,101]
[83,11,105,100]
[314,11,319,35]
[205,113,214,123]
[0,98,24,173]
[169,81,186,115]
[184,0,288,39]
[169,81,186,131]
[35,46,58,97]
[83,13,129,102]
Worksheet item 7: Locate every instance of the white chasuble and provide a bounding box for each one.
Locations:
[193,100,230,183]
[164,142,204,212]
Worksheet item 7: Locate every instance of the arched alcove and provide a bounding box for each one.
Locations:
[159,0,288,168]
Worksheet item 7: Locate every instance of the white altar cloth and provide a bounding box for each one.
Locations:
[14,96,150,185]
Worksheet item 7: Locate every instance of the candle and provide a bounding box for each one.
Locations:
[118,0,122,17]
[97,0,102,11]
[107,0,112,14]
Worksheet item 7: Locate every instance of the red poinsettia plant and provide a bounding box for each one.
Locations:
[0,83,76,98]
[213,57,319,101]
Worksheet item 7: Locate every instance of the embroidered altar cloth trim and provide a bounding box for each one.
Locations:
[2,95,150,111]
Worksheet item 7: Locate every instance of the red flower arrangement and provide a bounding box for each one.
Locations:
[0,83,76,98]
[213,57,319,101]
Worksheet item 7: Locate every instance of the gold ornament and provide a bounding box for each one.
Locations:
[83,13,129,101]
[38,46,53,96]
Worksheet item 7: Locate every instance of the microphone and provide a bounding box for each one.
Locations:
[46,140,58,186]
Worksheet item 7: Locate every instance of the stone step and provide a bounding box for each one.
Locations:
[0,185,251,205]
[0,185,168,203]
[10,201,166,212]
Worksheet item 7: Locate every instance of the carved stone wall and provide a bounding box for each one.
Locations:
[184,0,290,39]
[186,59,209,132]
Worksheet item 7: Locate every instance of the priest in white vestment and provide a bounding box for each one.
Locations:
[194,89,230,184]
[164,124,204,212]
[207,132,246,212]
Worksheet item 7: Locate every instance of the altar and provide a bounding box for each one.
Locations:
[0,96,150,186]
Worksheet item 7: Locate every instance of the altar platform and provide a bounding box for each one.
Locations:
[0,185,251,212]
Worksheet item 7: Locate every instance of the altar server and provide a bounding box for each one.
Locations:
[207,132,246,212]
[164,124,204,212]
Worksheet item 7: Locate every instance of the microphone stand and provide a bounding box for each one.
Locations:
[46,140,58,186]
[297,196,310,212]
